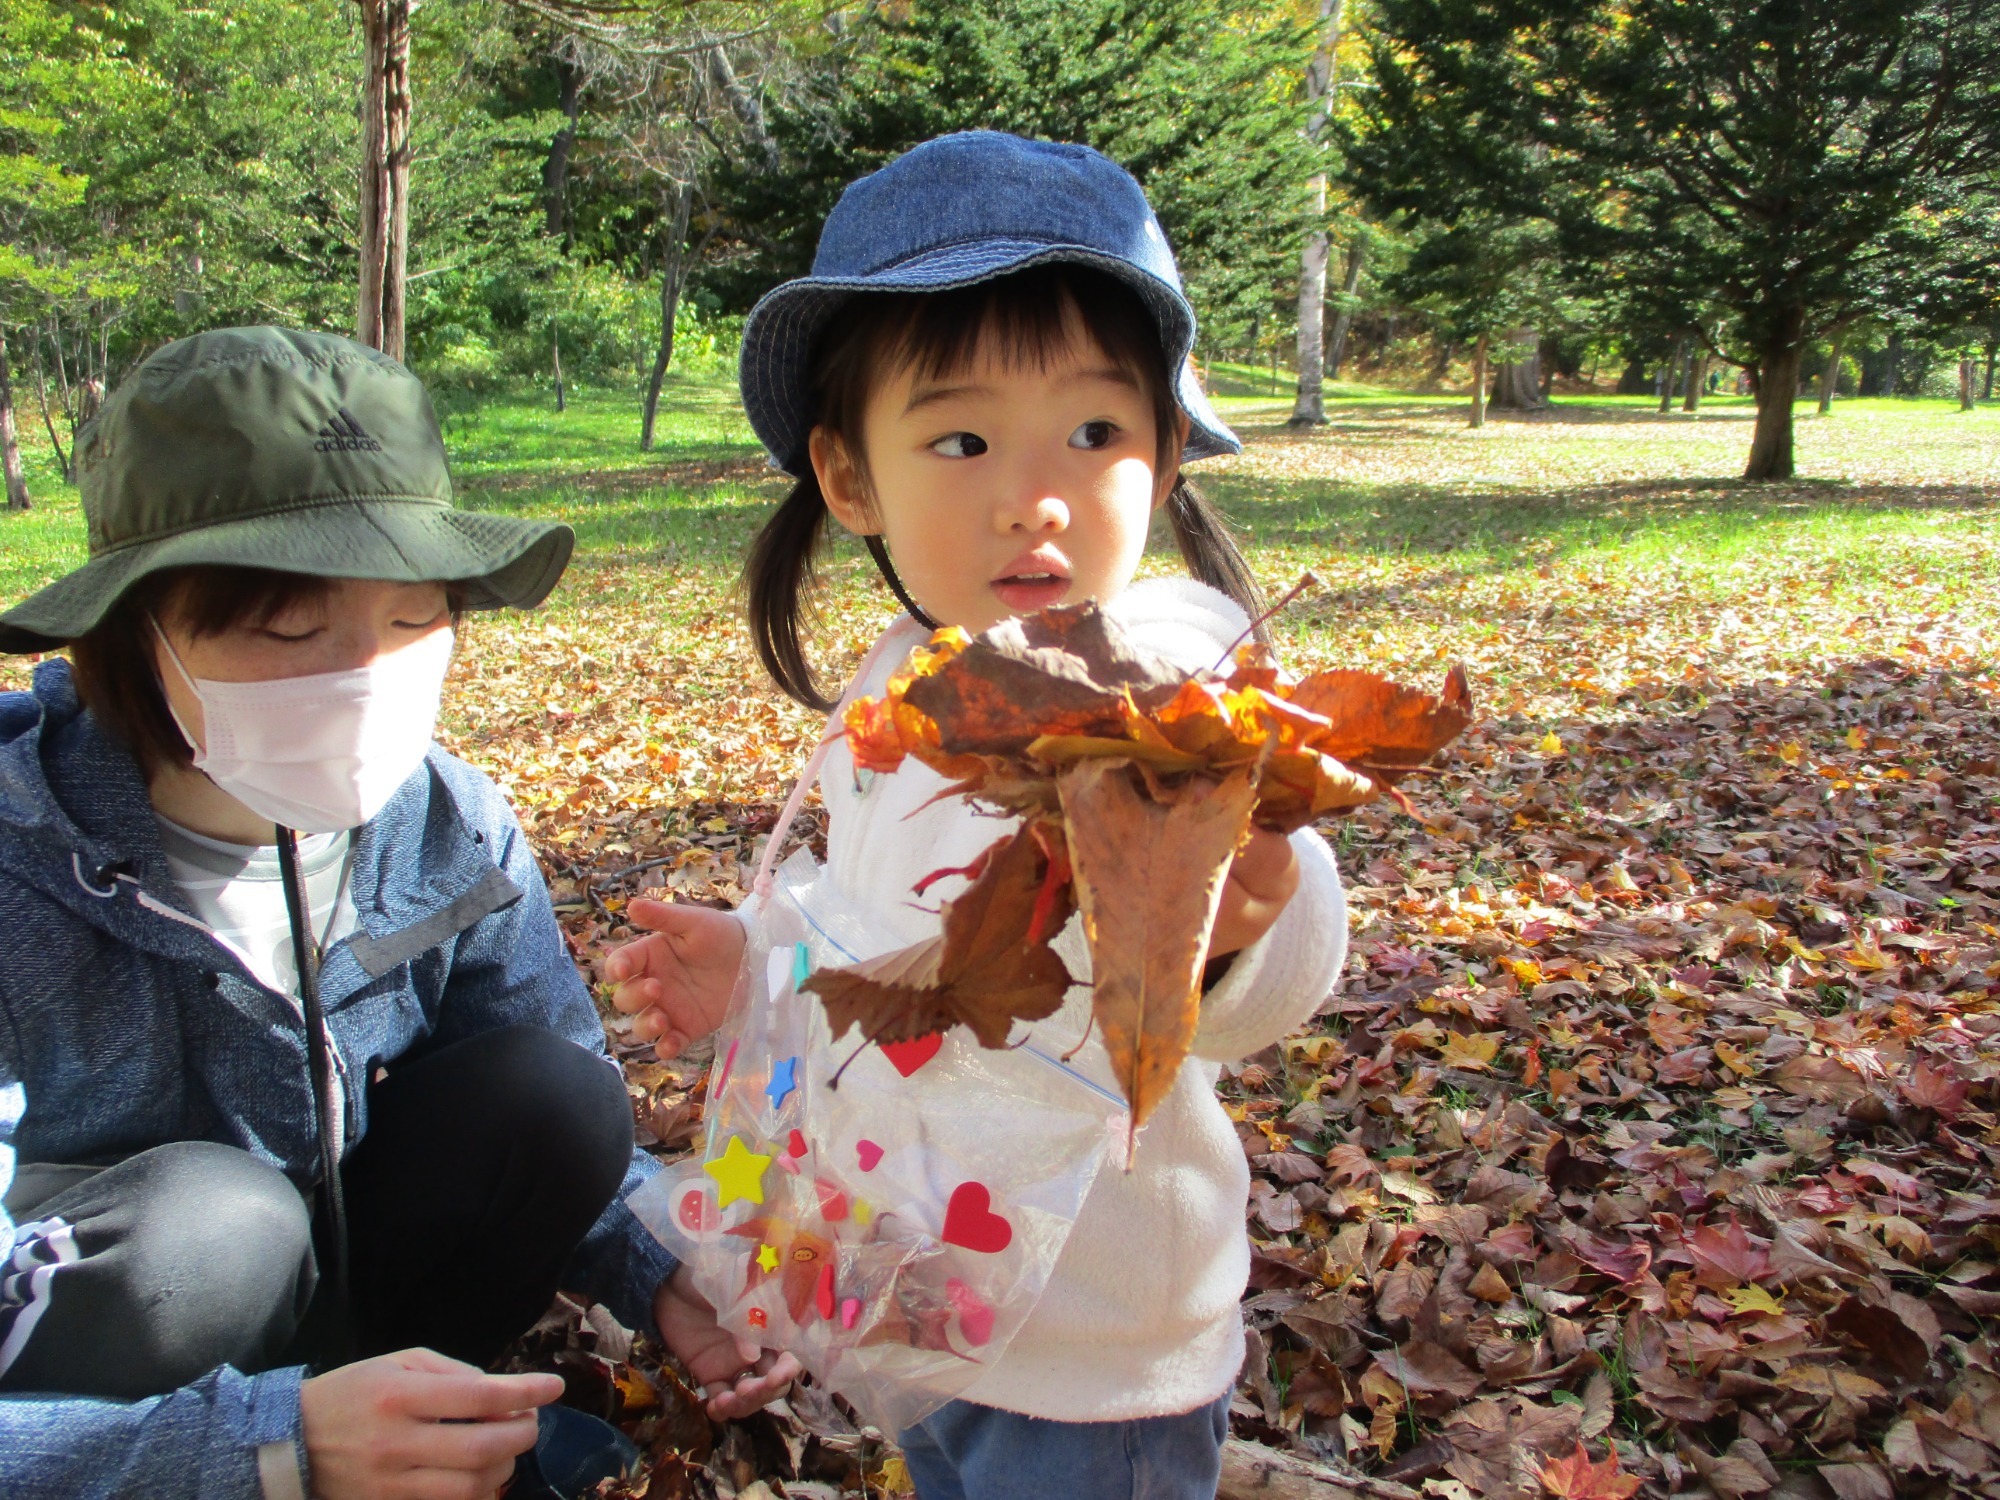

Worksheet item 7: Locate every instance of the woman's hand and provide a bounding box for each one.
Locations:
[654,1265,802,1421]
[1207,827,1301,965]
[299,1349,561,1500]
[603,899,747,1057]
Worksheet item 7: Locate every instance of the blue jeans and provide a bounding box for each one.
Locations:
[899,1391,1231,1500]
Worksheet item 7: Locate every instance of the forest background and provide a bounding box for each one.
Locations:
[3,4,2000,1499]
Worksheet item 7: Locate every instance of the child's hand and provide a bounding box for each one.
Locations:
[603,898,746,1057]
[1207,827,1301,963]
[654,1266,802,1420]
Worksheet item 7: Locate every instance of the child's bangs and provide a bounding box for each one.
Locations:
[808,264,1180,474]
[886,265,1164,393]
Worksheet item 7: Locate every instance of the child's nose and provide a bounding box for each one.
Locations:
[993,474,1070,534]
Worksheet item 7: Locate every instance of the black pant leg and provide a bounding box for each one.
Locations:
[0,1141,315,1399]
[340,1025,633,1367]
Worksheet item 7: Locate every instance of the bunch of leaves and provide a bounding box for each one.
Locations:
[803,601,1471,1134]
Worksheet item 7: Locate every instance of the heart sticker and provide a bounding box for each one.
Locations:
[879,1033,943,1077]
[786,1129,808,1159]
[946,1278,995,1345]
[814,1263,836,1321]
[856,1140,884,1171]
[942,1181,1013,1253]
[815,1179,849,1222]
[840,1297,861,1331]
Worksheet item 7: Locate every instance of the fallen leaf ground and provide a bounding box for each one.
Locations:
[4,373,1997,1499]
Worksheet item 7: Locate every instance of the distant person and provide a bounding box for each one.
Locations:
[0,328,793,1500]
[607,132,1350,1500]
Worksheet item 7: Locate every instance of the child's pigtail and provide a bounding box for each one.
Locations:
[1165,478,1271,645]
[746,477,836,711]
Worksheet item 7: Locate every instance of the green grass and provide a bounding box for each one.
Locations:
[5,364,1995,705]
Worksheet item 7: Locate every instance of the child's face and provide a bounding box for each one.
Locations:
[811,325,1175,635]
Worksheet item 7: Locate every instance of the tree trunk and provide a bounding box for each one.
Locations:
[542,50,582,242]
[1469,332,1488,429]
[707,44,778,173]
[1683,350,1709,411]
[1285,0,1344,429]
[1657,340,1683,414]
[640,182,695,452]
[1325,238,1365,379]
[0,326,31,511]
[552,321,565,412]
[30,341,71,483]
[1982,340,1995,401]
[1881,331,1902,397]
[1288,220,1328,426]
[1818,332,1845,414]
[356,0,413,361]
[1961,358,1977,412]
[1488,327,1546,409]
[1745,323,1805,481]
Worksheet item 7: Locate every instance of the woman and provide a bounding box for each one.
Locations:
[0,328,791,1500]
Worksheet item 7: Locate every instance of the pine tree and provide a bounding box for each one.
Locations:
[1346,0,2000,478]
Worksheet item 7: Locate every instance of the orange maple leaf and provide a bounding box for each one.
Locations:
[1538,1442,1642,1500]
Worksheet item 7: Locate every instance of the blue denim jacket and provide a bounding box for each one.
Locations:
[0,660,677,1499]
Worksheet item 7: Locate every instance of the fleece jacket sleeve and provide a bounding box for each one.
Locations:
[1190,826,1348,1064]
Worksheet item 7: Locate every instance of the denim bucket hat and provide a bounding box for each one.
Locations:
[738,130,1240,478]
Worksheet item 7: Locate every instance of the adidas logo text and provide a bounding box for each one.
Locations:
[314,407,383,453]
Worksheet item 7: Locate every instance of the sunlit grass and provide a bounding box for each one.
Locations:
[5,366,1994,711]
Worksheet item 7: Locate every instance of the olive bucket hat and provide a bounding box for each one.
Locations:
[0,326,574,654]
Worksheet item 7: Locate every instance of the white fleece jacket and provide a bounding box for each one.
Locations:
[813,577,1349,1421]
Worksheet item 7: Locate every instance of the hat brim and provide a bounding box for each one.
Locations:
[0,498,573,653]
[739,241,1241,478]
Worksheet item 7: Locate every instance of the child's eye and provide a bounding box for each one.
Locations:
[930,432,988,458]
[1068,420,1120,450]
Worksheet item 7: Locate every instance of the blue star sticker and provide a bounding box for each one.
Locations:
[766,1056,799,1110]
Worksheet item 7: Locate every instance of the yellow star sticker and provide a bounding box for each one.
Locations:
[755,1243,779,1272]
[704,1136,773,1208]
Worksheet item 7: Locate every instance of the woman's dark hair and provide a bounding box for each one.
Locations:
[69,566,465,778]
[745,263,1266,710]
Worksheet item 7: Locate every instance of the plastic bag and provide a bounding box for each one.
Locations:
[630,846,1122,1436]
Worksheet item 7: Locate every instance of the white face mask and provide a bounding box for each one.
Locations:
[151,619,454,834]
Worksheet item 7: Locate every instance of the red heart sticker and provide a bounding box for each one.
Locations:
[879,1033,943,1077]
[856,1140,884,1171]
[946,1277,995,1345]
[787,1129,808,1159]
[941,1181,1013,1254]
[815,1179,849,1222]
[814,1263,836,1322]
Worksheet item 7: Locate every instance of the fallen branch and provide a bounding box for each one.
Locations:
[1219,1439,1420,1500]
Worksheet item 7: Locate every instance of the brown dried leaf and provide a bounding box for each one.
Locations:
[1286,664,1474,779]
[1061,759,1257,1131]
[805,822,1073,1049]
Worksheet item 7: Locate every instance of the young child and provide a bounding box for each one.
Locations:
[0,327,790,1500]
[609,132,1348,1499]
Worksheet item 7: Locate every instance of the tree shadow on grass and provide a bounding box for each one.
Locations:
[1203,474,2000,559]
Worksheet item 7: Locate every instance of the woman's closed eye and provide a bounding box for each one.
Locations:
[929,431,988,458]
[1068,419,1120,451]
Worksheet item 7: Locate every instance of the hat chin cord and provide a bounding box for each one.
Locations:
[863,534,941,632]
